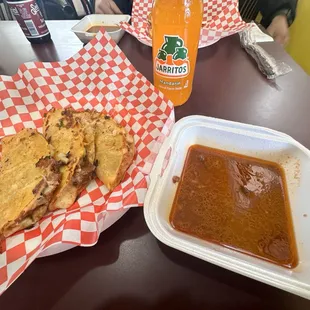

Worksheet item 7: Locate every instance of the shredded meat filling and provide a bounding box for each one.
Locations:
[72,157,95,188]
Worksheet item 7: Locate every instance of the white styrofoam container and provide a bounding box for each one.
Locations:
[144,115,310,299]
[71,14,131,44]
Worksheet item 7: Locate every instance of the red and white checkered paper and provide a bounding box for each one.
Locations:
[121,0,247,48]
[0,29,174,295]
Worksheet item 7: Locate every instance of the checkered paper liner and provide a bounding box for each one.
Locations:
[121,0,247,48]
[0,29,174,295]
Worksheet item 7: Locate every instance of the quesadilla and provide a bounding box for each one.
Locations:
[0,129,60,240]
[43,109,95,211]
[72,110,135,190]
[95,115,135,190]
[73,110,100,164]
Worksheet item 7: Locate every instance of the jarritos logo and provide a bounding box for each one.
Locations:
[155,35,190,78]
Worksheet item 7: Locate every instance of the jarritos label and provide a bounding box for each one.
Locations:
[155,35,190,78]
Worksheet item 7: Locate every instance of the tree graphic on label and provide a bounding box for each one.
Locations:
[155,35,190,78]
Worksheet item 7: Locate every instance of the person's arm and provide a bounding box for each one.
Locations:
[95,0,131,14]
[95,0,122,14]
[259,0,297,27]
[258,0,297,45]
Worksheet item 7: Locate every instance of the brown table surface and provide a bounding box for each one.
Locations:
[0,20,310,310]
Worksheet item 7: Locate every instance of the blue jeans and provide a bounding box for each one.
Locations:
[114,0,132,14]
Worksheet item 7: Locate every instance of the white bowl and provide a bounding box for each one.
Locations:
[71,14,131,44]
[144,115,310,299]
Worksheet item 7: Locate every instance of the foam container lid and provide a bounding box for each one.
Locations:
[144,115,310,299]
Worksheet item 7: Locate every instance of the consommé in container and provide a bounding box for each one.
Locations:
[144,115,310,299]
[71,14,131,44]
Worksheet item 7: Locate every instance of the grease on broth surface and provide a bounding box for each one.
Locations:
[86,25,120,33]
[170,145,298,269]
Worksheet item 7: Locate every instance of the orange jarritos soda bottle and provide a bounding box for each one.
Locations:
[152,0,203,106]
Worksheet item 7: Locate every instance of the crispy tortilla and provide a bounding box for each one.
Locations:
[73,110,100,164]
[95,115,135,191]
[0,129,60,240]
[44,109,95,211]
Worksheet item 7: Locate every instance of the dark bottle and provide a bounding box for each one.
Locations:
[7,0,51,44]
